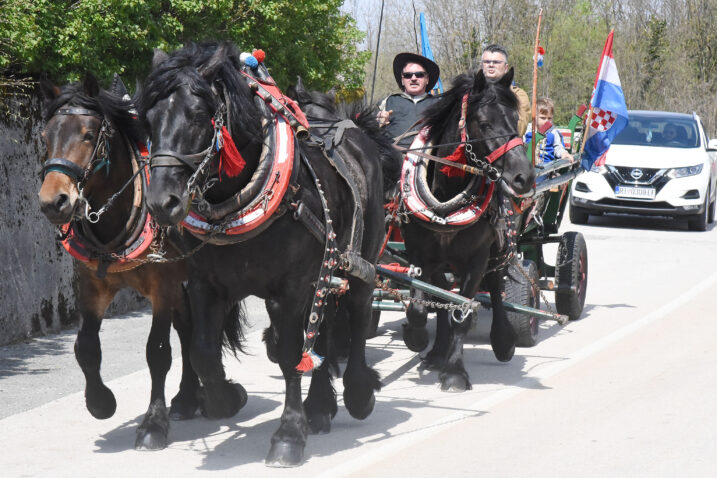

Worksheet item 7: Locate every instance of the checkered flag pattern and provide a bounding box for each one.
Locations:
[590,107,617,132]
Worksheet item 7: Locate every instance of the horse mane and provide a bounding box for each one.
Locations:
[45,82,145,146]
[422,72,518,143]
[136,41,263,146]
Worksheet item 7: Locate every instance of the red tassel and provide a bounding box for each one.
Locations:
[439,144,467,178]
[296,352,315,373]
[218,125,246,178]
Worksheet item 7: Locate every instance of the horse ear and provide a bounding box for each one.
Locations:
[198,43,228,79]
[39,77,60,102]
[110,73,129,98]
[286,84,298,101]
[83,73,100,97]
[152,48,169,69]
[289,76,312,104]
[474,69,488,92]
[499,67,515,88]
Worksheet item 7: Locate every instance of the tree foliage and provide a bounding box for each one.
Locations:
[0,0,368,92]
[355,0,717,132]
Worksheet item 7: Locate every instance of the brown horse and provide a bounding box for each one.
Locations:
[38,74,243,450]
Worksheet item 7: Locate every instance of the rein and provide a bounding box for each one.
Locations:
[396,93,524,181]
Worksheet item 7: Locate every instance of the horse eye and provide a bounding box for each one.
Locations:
[84,131,95,141]
[480,122,493,131]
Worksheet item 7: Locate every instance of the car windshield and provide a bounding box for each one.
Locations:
[612,114,700,148]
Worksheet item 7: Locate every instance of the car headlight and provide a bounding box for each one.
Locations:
[668,164,703,178]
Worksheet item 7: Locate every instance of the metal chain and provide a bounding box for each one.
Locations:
[374,276,476,315]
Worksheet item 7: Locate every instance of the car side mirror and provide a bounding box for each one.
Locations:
[709,139,717,151]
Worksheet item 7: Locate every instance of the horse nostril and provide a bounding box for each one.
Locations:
[162,194,182,212]
[55,193,70,211]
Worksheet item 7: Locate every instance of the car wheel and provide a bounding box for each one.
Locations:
[709,188,715,224]
[687,192,709,231]
[569,204,589,224]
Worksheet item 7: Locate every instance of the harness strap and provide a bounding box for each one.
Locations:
[485,137,524,163]
[43,158,86,181]
[56,107,102,117]
[290,200,326,243]
[296,151,340,373]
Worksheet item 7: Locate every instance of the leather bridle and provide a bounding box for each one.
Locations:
[43,106,112,185]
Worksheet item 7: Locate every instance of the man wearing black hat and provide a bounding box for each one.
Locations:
[377,52,441,148]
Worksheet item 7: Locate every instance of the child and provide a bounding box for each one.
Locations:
[524,97,574,166]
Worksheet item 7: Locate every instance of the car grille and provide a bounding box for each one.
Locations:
[604,166,670,194]
[610,166,662,184]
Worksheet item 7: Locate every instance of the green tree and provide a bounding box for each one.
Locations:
[0,0,368,92]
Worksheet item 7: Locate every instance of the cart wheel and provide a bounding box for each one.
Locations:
[555,231,588,320]
[503,259,540,347]
[367,309,381,339]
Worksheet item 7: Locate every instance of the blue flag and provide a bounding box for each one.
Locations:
[420,13,443,94]
[581,30,629,170]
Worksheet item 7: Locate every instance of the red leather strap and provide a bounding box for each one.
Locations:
[485,137,523,164]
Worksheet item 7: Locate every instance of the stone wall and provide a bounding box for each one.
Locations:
[0,88,147,346]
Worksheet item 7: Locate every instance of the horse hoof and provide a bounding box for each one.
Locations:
[199,382,248,419]
[419,353,444,371]
[265,441,304,467]
[307,413,332,435]
[402,323,428,352]
[440,374,471,392]
[85,384,117,419]
[135,426,168,451]
[345,390,375,420]
[169,399,199,421]
[492,344,516,363]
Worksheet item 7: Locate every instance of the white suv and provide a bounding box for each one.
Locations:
[570,110,717,231]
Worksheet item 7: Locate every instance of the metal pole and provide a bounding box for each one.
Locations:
[531,8,543,167]
[376,265,569,323]
[369,0,385,105]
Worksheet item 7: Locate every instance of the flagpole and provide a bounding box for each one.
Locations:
[579,29,614,158]
[369,0,385,105]
[530,9,543,167]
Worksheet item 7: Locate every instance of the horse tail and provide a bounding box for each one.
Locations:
[222,300,247,357]
[346,105,402,196]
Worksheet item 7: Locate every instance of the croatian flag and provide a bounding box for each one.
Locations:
[581,30,628,170]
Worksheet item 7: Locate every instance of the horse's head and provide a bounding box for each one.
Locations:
[426,69,535,196]
[139,42,264,226]
[38,74,132,225]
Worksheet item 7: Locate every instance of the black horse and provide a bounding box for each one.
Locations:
[37,74,242,449]
[285,79,403,352]
[137,42,387,466]
[398,69,536,391]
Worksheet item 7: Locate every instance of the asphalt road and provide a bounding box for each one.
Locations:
[2,212,717,477]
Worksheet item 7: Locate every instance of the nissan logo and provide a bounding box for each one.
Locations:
[630,168,644,180]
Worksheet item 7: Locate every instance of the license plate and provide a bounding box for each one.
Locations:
[615,185,656,199]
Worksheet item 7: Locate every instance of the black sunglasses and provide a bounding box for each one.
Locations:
[402,71,426,79]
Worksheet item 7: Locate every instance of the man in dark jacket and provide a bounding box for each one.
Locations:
[377,52,441,148]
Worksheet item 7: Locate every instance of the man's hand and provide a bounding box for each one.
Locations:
[377,109,393,127]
